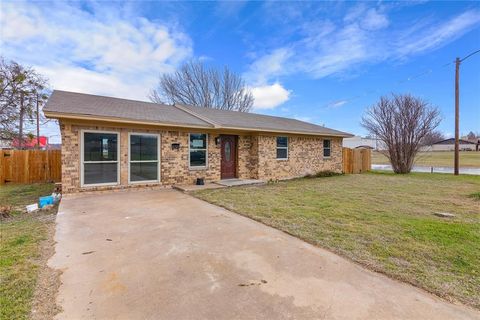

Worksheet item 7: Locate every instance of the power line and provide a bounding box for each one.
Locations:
[460,49,480,62]
[324,49,479,110]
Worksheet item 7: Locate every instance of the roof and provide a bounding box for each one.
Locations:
[433,138,475,145]
[44,90,353,137]
[12,136,48,148]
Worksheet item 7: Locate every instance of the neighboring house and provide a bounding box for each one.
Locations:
[430,138,476,151]
[0,137,12,149]
[12,136,49,149]
[343,136,385,150]
[44,90,352,193]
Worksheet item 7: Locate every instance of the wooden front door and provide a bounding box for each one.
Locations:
[220,135,237,179]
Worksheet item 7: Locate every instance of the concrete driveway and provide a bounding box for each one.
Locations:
[50,189,479,320]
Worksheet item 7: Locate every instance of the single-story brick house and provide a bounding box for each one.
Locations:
[44,90,353,193]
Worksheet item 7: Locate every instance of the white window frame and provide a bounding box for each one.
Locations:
[80,129,120,188]
[276,136,288,160]
[188,133,208,170]
[128,132,161,184]
[323,139,332,158]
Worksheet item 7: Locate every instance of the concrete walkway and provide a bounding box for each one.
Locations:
[50,189,479,320]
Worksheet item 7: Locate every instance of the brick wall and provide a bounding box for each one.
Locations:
[60,122,223,193]
[256,135,343,181]
[59,121,343,193]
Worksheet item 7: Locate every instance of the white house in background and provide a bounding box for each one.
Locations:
[430,138,477,151]
[343,136,385,150]
[0,137,12,149]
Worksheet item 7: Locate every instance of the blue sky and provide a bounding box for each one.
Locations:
[1,1,479,143]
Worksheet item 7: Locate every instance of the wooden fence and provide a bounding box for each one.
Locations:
[342,147,371,174]
[0,150,61,185]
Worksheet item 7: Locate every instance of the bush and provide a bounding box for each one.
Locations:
[305,171,342,178]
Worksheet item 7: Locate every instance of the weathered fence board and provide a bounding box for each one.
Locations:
[343,147,371,174]
[0,150,61,185]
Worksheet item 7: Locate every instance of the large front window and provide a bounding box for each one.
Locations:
[82,131,119,186]
[129,134,159,183]
[189,133,207,168]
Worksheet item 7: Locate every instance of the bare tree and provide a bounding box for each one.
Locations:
[0,57,49,148]
[150,60,254,112]
[362,94,441,173]
[421,130,445,146]
[466,131,477,140]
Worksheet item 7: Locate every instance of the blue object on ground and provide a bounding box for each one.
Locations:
[39,196,54,208]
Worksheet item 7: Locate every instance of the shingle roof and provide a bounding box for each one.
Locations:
[434,138,475,145]
[44,90,353,137]
[44,91,212,128]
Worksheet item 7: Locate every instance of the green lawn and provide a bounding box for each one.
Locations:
[193,172,480,309]
[0,184,57,320]
[372,151,480,168]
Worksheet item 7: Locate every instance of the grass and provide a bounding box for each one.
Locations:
[0,183,57,320]
[193,172,480,309]
[372,151,480,168]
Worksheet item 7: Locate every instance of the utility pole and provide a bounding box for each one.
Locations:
[36,93,40,150]
[454,58,460,175]
[19,92,24,150]
[453,49,480,176]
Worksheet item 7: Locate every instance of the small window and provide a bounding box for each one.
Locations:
[323,139,331,157]
[189,133,207,168]
[82,132,119,186]
[129,134,159,183]
[276,136,288,159]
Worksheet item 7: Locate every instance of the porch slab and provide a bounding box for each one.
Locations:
[172,183,226,192]
[214,178,265,187]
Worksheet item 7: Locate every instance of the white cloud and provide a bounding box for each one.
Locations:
[0,2,193,101]
[327,100,348,108]
[244,48,293,85]
[245,8,480,83]
[395,10,480,57]
[361,9,389,30]
[251,83,291,109]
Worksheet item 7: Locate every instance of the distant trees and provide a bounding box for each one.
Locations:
[466,131,477,140]
[362,94,441,174]
[421,130,445,146]
[150,60,254,112]
[0,57,50,148]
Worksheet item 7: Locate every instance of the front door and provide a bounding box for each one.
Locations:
[220,135,237,179]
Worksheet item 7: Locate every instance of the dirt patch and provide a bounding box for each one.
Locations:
[30,214,62,320]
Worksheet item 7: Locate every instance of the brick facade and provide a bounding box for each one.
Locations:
[60,120,343,193]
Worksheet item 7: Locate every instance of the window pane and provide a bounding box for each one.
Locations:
[276,148,288,159]
[323,139,331,148]
[84,133,117,161]
[190,134,206,149]
[130,162,158,182]
[84,163,117,184]
[131,135,158,161]
[276,136,288,148]
[190,150,206,167]
[324,148,331,157]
